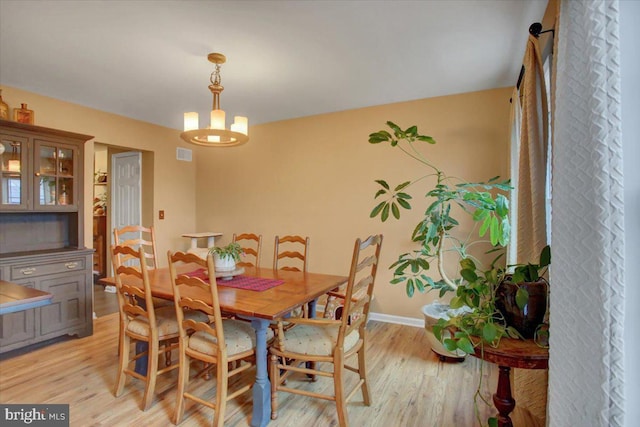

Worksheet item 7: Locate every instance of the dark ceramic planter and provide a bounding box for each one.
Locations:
[495,278,548,339]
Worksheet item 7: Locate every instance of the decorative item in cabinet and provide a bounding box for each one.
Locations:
[13,103,34,124]
[0,89,9,120]
[35,141,77,208]
[0,135,28,209]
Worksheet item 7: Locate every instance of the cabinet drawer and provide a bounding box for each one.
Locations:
[10,257,86,280]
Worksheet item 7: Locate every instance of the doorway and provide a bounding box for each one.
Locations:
[92,143,154,281]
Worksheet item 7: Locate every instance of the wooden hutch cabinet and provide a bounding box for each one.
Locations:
[0,119,94,353]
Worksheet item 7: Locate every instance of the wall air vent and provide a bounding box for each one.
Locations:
[176,147,192,162]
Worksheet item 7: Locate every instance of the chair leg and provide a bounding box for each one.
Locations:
[269,353,279,420]
[213,360,229,427]
[174,348,189,425]
[142,339,159,411]
[334,352,349,427]
[358,344,371,406]
[114,332,129,397]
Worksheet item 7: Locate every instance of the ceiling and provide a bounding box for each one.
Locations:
[0,1,547,130]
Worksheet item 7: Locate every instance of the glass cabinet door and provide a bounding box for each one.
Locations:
[0,135,29,210]
[35,142,76,209]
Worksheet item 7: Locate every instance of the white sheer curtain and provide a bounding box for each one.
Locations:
[550,1,625,426]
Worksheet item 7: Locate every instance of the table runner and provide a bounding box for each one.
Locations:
[184,268,284,292]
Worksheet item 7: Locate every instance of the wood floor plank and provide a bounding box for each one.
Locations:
[0,313,538,426]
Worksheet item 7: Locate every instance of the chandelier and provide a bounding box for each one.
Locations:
[180,53,248,147]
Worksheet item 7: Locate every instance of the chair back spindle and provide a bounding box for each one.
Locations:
[273,235,310,272]
[232,233,262,268]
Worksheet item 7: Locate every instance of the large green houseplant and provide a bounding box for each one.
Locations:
[369,121,516,354]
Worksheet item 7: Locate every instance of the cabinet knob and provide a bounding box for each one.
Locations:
[65,262,79,269]
[20,267,36,275]
[35,172,41,177]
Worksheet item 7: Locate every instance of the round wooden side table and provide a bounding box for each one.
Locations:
[471,338,549,427]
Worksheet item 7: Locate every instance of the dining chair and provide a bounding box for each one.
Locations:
[273,235,311,321]
[113,225,159,269]
[114,224,171,308]
[232,232,262,268]
[273,235,310,272]
[111,244,208,411]
[168,250,272,426]
[268,234,383,426]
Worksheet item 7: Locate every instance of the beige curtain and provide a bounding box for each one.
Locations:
[517,34,549,264]
[511,33,551,427]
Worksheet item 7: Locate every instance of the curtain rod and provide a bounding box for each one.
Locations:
[510,22,554,103]
[517,23,555,89]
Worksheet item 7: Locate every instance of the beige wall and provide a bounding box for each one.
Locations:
[194,87,512,319]
[2,85,510,319]
[1,86,197,265]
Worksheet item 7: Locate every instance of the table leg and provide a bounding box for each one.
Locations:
[250,318,271,427]
[135,342,148,375]
[305,299,318,378]
[493,365,516,427]
[308,298,317,318]
[133,296,148,375]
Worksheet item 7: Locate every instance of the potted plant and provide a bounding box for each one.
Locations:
[369,122,551,425]
[369,121,512,357]
[209,242,243,272]
[495,245,551,342]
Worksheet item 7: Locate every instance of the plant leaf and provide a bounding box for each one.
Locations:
[539,245,551,267]
[489,216,499,246]
[483,322,497,342]
[375,179,389,190]
[406,280,414,297]
[479,214,491,237]
[394,181,411,191]
[443,339,457,352]
[460,268,478,283]
[416,135,436,144]
[456,337,475,354]
[391,202,400,219]
[397,198,411,209]
[515,287,529,310]
[370,201,386,218]
[381,203,390,222]
[496,194,509,217]
[374,189,387,198]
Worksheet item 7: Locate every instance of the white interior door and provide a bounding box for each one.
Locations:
[111,151,141,245]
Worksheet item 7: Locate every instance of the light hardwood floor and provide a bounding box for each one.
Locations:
[0,313,539,426]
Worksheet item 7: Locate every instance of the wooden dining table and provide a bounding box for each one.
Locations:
[100,265,347,427]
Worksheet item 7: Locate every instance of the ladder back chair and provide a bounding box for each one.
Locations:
[273,235,310,272]
[232,232,262,268]
[111,244,207,411]
[114,224,171,308]
[113,225,159,269]
[273,235,311,321]
[268,234,383,427]
[168,250,272,426]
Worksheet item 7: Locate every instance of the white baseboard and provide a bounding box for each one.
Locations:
[369,312,423,328]
[316,303,423,328]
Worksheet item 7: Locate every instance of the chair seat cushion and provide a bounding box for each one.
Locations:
[127,306,208,338]
[188,319,274,356]
[279,324,360,356]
